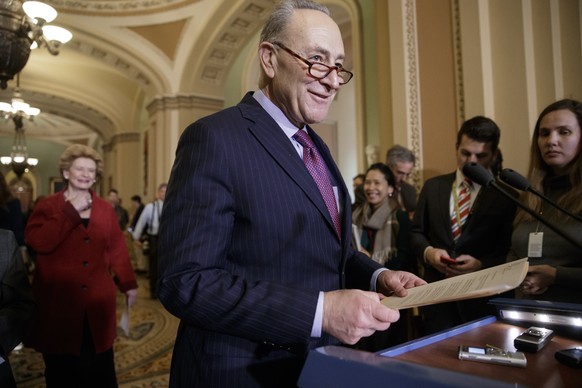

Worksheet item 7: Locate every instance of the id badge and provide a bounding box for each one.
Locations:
[528,232,543,257]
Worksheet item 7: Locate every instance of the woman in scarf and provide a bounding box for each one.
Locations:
[352,162,416,351]
[352,163,413,272]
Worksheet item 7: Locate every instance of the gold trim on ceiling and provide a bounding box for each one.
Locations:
[46,0,199,16]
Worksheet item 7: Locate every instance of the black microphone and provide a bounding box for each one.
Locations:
[462,162,582,251]
[499,168,530,190]
[462,162,495,187]
[500,168,582,223]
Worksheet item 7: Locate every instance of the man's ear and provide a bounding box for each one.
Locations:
[258,42,277,80]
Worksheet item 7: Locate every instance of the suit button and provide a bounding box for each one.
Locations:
[81,285,88,290]
[84,237,90,243]
[83,261,89,267]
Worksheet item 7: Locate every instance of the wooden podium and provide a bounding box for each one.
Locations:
[299,316,581,387]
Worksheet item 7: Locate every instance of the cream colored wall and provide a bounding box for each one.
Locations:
[368,0,582,186]
[142,95,224,199]
[359,0,387,158]
[103,133,141,201]
[458,0,582,176]
[416,0,458,179]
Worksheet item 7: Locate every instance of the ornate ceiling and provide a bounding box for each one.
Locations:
[0,0,285,148]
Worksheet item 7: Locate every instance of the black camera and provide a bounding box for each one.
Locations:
[514,326,554,352]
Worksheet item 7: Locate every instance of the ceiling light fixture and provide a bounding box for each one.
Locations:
[0,0,72,89]
[0,73,40,177]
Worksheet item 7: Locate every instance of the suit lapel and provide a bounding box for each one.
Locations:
[237,95,340,239]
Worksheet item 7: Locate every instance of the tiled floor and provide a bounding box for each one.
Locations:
[11,275,178,387]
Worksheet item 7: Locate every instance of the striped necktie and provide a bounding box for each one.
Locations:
[451,178,472,240]
[293,130,341,238]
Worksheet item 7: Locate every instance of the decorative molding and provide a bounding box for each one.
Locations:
[404,0,422,189]
[102,142,113,152]
[110,132,140,144]
[199,0,276,86]
[146,93,223,115]
[66,40,153,90]
[451,0,465,124]
[46,0,193,14]
[103,132,139,152]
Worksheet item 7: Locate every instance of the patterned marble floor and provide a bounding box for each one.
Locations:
[10,275,179,387]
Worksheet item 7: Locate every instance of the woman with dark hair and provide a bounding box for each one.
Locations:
[25,144,138,387]
[507,99,582,303]
[352,162,415,350]
[352,163,413,271]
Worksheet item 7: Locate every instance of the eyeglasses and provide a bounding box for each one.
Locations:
[273,42,353,85]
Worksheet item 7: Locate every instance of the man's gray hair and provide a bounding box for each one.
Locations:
[386,145,416,166]
[260,0,330,44]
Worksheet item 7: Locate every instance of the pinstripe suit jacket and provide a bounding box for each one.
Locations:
[158,92,381,387]
[0,229,34,387]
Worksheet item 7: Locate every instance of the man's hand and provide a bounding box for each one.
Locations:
[376,270,426,297]
[425,247,451,273]
[322,289,400,344]
[443,254,482,277]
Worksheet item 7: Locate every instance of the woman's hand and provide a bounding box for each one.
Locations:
[520,265,556,295]
[65,191,93,212]
[126,288,138,307]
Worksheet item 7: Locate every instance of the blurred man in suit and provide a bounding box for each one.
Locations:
[386,145,417,214]
[0,229,34,388]
[106,189,129,231]
[158,1,425,386]
[410,116,516,335]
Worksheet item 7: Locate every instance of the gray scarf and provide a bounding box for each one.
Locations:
[353,199,399,265]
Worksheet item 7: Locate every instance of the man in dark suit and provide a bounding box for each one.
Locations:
[410,116,517,335]
[106,188,129,231]
[157,1,425,386]
[0,229,34,388]
[386,145,418,214]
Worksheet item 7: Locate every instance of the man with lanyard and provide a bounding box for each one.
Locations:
[410,116,517,335]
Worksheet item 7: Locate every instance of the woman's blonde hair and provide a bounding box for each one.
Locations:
[59,144,104,180]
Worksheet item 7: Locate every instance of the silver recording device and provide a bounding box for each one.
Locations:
[514,326,554,353]
[458,345,527,368]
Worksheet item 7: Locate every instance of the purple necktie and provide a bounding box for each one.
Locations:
[293,130,341,238]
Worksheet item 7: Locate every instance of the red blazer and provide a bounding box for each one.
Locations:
[25,190,137,355]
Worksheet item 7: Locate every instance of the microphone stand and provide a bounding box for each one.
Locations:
[500,169,582,223]
[463,163,582,251]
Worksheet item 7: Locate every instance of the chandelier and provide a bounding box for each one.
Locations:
[0,0,72,89]
[0,75,39,177]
